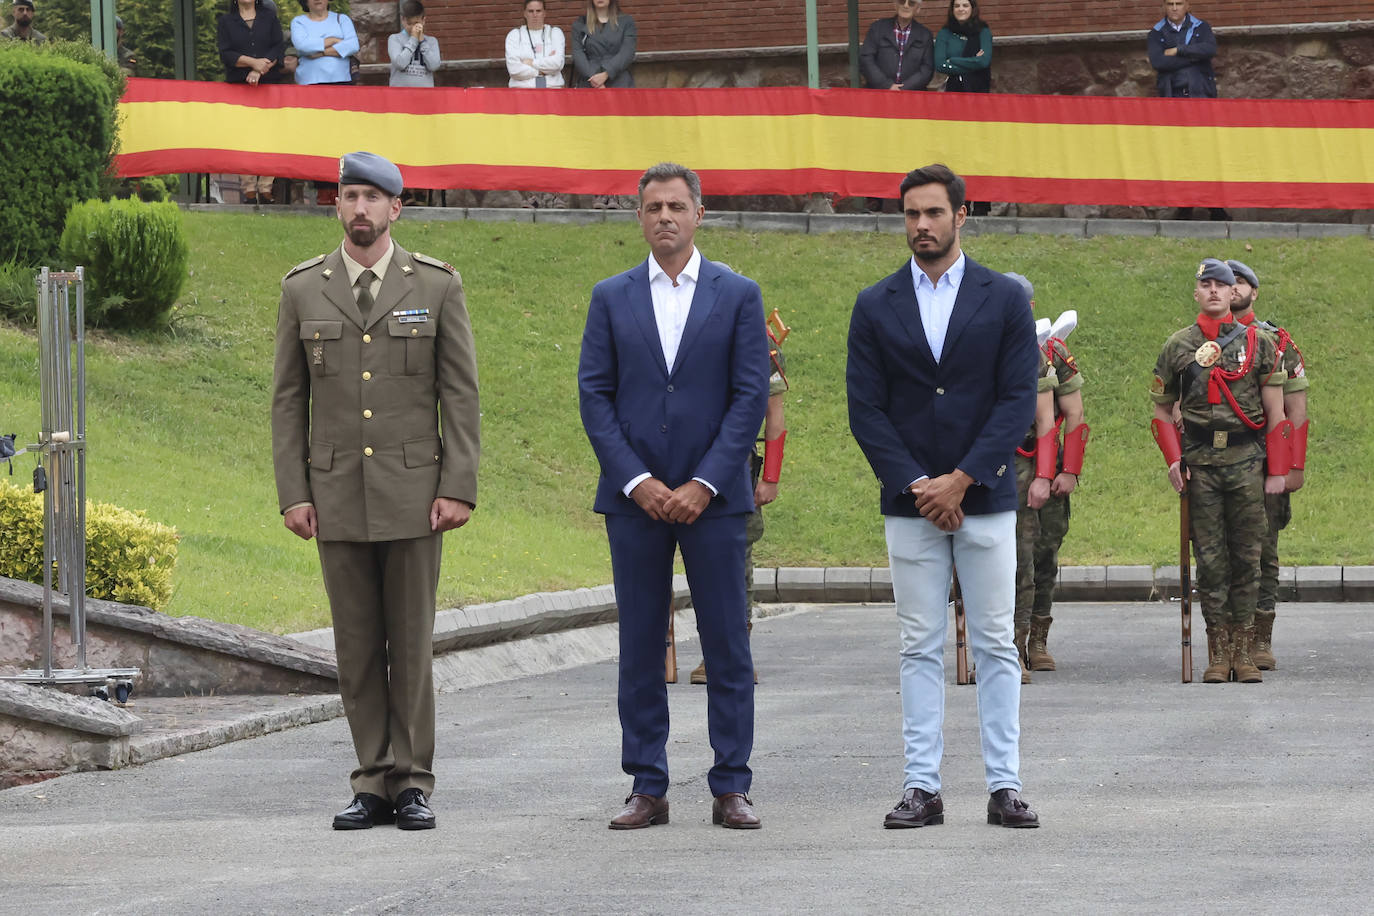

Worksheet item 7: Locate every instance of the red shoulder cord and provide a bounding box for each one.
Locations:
[1206,325,1264,430]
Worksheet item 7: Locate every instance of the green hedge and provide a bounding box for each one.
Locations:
[0,42,118,264]
[0,479,178,610]
[59,198,190,328]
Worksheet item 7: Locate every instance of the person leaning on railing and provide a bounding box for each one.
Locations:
[218,0,288,204]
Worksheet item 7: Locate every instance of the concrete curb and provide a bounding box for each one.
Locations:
[182,204,1374,238]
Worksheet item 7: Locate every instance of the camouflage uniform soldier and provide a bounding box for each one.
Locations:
[1007,274,1089,681]
[1150,259,1290,684]
[1227,259,1308,670]
[689,308,789,685]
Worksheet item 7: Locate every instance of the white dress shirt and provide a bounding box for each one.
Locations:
[647,246,701,373]
[623,247,716,498]
[905,251,966,491]
[910,251,966,364]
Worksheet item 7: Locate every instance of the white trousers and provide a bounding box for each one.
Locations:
[885,512,1022,794]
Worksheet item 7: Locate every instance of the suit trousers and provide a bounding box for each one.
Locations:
[606,512,754,798]
[884,512,1022,794]
[317,533,442,800]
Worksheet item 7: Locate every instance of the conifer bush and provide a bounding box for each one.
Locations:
[59,198,190,328]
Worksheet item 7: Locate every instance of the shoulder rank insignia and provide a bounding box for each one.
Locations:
[284,254,326,280]
[412,252,456,275]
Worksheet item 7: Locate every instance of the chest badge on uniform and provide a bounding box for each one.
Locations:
[1194,341,1222,367]
[393,307,430,325]
[312,344,324,365]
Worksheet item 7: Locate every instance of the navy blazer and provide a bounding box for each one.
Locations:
[579,256,769,518]
[846,255,1037,517]
[1148,14,1217,98]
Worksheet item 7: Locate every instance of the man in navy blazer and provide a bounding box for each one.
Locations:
[847,163,1042,829]
[579,163,769,831]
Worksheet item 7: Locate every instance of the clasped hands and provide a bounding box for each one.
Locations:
[632,477,711,524]
[910,470,972,532]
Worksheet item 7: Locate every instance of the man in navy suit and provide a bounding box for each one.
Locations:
[578,162,770,831]
[847,163,1041,829]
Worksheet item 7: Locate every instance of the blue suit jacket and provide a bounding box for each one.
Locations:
[579,256,769,517]
[846,255,1038,517]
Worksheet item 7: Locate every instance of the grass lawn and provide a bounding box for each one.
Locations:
[0,211,1369,633]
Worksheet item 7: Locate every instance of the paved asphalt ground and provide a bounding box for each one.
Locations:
[2,601,1371,915]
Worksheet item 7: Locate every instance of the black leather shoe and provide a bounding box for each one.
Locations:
[987,788,1040,828]
[395,788,436,830]
[332,792,394,830]
[883,787,944,828]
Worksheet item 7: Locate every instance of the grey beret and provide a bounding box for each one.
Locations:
[1003,271,1033,301]
[13,0,35,9]
[338,151,404,198]
[1195,258,1235,285]
[1226,259,1258,288]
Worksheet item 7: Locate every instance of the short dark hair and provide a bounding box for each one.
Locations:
[899,163,966,213]
[638,162,702,206]
[400,0,425,19]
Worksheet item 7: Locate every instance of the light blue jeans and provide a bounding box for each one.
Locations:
[885,512,1022,795]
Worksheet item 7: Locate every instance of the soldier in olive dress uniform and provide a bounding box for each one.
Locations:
[272,152,480,830]
[1149,259,1289,684]
[1227,259,1309,670]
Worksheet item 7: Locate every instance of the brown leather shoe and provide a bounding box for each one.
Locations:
[987,788,1040,828]
[883,787,944,827]
[608,793,668,830]
[712,792,761,829]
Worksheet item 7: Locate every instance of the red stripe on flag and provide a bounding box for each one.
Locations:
[119,78,1374,129]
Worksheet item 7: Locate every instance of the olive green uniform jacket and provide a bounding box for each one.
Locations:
[271,243,480,541]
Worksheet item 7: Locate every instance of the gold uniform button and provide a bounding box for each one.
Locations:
[362,371,372,381]
[362,333,372,344]
[433,454,440,462]
[410,328,419,336]
[313,331,320,340]
[364,447,374,457]
[362,409,373,419]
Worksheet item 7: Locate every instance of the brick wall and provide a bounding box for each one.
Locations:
[415,1,1371,63]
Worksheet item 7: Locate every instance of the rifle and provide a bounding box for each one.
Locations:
[664,605,678,683]
[1179,461,1193,684]
[952,568,970,685]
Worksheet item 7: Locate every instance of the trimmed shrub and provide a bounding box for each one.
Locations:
[59,198,190,328]
[0,259,36,324]
[0,42,116,264]
[0,479,179,611]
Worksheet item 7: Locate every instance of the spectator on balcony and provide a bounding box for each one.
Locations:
[218,0,287,204]
[572,0,635,89]
[507,0,565,89]
[508,0,567,208]
[1147,0,1216,98]
[289,0,358,86]
[116,16,137,76]
[935,0,991,94]
[935,0,992,214]
[390,0,440,87]
[859,0,934,93]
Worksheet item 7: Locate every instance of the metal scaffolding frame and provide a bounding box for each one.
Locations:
[1,269,139,702]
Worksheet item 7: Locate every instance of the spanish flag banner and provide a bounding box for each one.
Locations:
[116,78,1374,208]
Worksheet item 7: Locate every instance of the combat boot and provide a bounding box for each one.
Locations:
[1027,617,1056,671]
[1203,626,1231,684]
[1014,625,1031,684]
[1231,626,1263,683]
[1252,610,1277,670]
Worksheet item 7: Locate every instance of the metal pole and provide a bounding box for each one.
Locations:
[805,0,820,89]
[36,269,54,679]
[848,0,861,88]
[89,0,116,59]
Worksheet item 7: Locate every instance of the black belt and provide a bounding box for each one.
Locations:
[1183,420,1258,449]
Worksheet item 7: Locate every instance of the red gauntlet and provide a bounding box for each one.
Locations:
[1266,421,1294,476]
[1061,422,1089,476]
[762,430,786,484]
[1152,418,1182,467]
[1034,429,1058,479]
[1291,420,1309,469]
